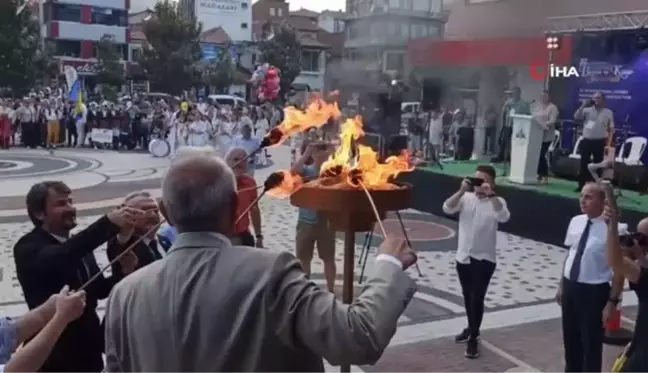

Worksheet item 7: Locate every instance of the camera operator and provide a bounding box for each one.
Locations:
[604,195,648,371]
[442,165,510,359]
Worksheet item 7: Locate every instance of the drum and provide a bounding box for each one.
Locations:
[149,138,170,158]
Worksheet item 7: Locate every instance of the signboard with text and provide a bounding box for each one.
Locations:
[198,0,239,13]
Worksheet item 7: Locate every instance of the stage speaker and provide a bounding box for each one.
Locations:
[421,78,443,111]
[387,135,408,156]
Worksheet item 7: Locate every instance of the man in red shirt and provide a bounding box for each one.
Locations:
[226,148,263,247]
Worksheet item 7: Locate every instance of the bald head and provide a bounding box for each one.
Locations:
[225,147,248,174]
[161,148,236,232]
[638,218,648,235]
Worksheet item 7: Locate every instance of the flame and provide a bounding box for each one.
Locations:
[320,116,413,189]
[276,92,341,143]
[266,171,304,198]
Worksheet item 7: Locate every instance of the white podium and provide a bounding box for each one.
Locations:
[508,114,544,184]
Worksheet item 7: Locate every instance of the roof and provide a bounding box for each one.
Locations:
[200,27,231,45]
[287,14,319,31]
[290,8,319,18]
[320,10,348,19]
[129,9,154,25]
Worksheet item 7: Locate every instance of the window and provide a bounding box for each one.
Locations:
[241,2,248,8]
[91,7,127,26]
[429,0,442,12]
[269,7,275,16]
[131,46,143,62]
[54,40,81,57]
[277,7,283,16]
[413,0,429,11]
[384,52,404,71]
[241,22,248,29]
[55,4,81,22]
[301,50,319,71]
[334,20,345,33]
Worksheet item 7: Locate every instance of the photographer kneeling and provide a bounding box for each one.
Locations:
[604,188,648,371]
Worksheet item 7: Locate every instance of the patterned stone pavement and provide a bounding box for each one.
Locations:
[0,146,637,372]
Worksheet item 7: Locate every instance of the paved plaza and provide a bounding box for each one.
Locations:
[0,146,636,371]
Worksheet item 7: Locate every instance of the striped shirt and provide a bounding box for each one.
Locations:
[443,192,511,264]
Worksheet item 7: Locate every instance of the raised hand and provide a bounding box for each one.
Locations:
[378,236,418,270]
[54,286,86,324]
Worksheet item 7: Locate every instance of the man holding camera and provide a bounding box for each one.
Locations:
[574,92,615,192]
[557,182,624,372]
[442,165,510,359]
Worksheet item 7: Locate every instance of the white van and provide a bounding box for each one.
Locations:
[208,94,246,108]
[401,101,420,120]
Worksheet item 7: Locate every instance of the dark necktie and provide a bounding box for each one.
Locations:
[149,240,162,260]
[569,219,592,281]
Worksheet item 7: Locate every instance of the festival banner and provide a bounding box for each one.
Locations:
[562,36,648,162]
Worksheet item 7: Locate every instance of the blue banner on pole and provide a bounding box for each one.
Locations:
[562,33,648,163]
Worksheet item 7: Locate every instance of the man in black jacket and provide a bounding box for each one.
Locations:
[13,181,141,372]
[107,191,170,282]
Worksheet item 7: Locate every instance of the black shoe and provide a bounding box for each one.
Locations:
[454,328,471,343]
[465,338,480,359]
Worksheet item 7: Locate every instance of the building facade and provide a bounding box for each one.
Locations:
[179,0,252,42]
[252,0,334,92]
[40,0,131,82]
[344,0,447,76]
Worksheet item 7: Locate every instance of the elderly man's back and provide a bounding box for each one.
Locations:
[104,232,416,371]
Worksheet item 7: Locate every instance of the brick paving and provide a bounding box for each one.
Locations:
[363,337,516,372]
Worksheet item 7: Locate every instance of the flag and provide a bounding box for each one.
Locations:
[68,80,83,118]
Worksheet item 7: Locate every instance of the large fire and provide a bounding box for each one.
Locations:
[266,97,413,198]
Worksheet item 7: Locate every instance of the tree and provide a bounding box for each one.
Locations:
[96,35,125,101]
[138,0,202,95]
[258,24,302,99]
[202,49,235,94]
[0,0,52,96]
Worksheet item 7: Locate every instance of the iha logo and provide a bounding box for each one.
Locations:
[529,63,580,81]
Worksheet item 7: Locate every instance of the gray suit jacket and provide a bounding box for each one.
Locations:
[104,232,417,372]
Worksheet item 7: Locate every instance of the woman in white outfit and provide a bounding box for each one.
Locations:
[187,112,210,147]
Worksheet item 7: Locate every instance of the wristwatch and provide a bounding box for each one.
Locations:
[609,297,620,305]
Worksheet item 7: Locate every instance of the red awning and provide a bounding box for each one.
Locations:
[408,36,573,68]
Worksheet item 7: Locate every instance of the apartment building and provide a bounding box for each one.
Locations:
[40,0,131,84]
[178,0,252,42]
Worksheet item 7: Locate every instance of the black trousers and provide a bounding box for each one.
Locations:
[497,126,512,161]
[579,138,606,189]
[456,257,496,337]
[537,141,552,177]
[561,278,609,372]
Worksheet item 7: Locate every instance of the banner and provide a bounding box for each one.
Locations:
[562,33,648,162]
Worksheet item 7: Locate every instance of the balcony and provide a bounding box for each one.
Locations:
[347,8,449,21]
[47,21,127,43]
[54,0,128,10]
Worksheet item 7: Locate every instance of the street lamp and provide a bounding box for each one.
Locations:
[544,34,561,90]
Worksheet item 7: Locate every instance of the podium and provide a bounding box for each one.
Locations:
[508,114,544,184]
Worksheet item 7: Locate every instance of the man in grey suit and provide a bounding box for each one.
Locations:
[104,146,418,371]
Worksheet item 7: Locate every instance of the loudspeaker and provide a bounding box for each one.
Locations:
[387,135,408,156]
[421,78,443,111]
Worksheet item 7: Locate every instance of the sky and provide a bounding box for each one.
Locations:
[131,0,344,13]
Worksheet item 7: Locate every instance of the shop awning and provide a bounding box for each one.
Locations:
[408,36,573,68]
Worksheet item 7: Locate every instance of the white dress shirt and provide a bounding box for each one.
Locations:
[563,214,612,284]
[443,192,511,264]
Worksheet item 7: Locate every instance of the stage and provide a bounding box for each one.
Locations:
[398,160,648,247]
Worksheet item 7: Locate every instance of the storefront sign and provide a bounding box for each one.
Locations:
[198,0,239,13]
[59,59,126,76]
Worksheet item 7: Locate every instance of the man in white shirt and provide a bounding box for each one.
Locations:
[230,124,261,177]
[557,182,624,372]
[442,165,510,359]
